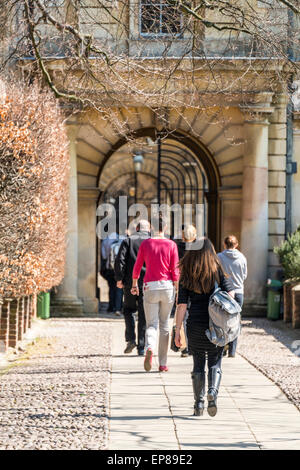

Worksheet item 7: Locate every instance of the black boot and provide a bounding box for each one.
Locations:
[207,368,222,417]
[191,372,205,416]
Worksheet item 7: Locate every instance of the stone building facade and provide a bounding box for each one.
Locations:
[2,1,300,315]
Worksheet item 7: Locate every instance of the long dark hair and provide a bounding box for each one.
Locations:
[179,237,226,294]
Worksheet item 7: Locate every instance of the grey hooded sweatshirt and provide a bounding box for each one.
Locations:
[217,249,247,294]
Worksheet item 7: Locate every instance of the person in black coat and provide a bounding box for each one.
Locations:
[114,220,151,355]
[175,237,234,417]
[175,224,197,357]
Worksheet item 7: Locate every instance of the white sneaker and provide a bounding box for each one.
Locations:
[114,311,121,316]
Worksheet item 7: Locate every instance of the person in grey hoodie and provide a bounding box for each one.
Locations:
[218,235,247,357]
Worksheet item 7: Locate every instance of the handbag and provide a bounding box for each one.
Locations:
[170,325,180,352]
[170,308,187,352]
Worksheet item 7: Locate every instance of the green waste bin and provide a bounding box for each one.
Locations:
[37,292,50,319]
[267,279,282,321]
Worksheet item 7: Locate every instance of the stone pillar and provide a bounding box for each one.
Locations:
[9,299,19,348]
[78,188,100,314]
[240,104,274,313]
[51,124,83,316]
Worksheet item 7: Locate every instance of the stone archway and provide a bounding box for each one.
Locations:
[96,127,221,247]
[53,94,290,315]
[53,106,246,314]
[95,126,222,304]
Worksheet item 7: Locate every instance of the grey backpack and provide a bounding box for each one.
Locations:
[206,284,241,347]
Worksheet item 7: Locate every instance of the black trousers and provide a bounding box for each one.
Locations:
[192,347,223,374]
[106,271,123,312]
[123,286,146,352]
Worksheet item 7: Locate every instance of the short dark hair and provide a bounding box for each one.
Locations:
[152,213,167,232]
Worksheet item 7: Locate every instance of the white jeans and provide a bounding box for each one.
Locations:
[143,287,175,366]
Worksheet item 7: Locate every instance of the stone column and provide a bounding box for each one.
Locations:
[78,188,100,314]
[51,124,83,316]
[240,105,273,312]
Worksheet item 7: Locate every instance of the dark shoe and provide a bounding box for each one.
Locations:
[191,372,205,417]
[228,353,236,358]
[207,368,222,417]
[124,341,136,354]
[137,349,145,356]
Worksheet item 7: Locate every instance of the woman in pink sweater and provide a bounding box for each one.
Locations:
[132,215,179,372]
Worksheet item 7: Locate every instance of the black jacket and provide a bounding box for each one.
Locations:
[176,240,197,260]
[114,231,150,287]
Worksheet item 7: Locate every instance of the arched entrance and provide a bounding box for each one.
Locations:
[96,128,221,297]
[98,128,220,239]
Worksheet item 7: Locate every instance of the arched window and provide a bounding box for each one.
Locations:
[140,0,182,37]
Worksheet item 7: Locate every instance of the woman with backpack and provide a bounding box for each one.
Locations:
[175,237,235,417]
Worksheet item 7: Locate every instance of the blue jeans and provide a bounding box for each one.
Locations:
[228,293,243,356]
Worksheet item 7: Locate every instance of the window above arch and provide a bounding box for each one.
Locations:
[140,0,183,37]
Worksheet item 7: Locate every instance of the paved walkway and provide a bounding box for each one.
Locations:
[109,320,300,450]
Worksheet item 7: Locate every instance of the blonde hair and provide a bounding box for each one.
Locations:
[224,235,238,249]
[183,224,197,242]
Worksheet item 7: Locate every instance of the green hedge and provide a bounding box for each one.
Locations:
[274,229,300,281]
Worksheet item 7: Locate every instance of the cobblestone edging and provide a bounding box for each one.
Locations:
[0,318,112,450]
[238,318,300,412]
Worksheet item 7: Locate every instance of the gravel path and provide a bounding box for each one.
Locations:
[0,318,112,450]
[238,318,300,411]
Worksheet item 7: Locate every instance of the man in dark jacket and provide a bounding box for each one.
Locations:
[175,224,197,357]
[114,220,150,355]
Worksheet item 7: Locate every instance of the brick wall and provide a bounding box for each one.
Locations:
[0,296,36,353]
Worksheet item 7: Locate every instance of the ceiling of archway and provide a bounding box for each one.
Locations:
[98,136,208,202]
[75,106,244,191]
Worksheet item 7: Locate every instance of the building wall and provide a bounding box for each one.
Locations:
[268,94,288,279]
[292,121,300,232]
